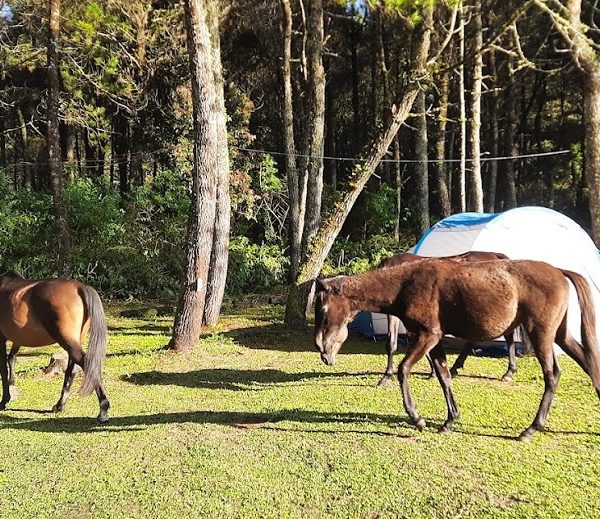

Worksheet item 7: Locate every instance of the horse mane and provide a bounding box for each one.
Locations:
[0,269,25,280]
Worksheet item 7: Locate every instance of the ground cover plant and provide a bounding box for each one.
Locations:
[0,302,598,518]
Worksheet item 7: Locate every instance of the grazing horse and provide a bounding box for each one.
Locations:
[0,272,110,422]
[377,251,519,386]
[313,259,600,441]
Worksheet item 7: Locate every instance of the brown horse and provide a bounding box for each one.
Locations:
[0,271,110,422]
[377,251,519,386]
[314,259,600,441]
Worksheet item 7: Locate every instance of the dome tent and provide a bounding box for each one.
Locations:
[351,207,600,350]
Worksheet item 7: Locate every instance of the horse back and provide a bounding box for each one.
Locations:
[0,278,89,347]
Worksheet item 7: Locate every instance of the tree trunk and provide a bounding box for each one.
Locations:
[415,90,429,234]
[325,89,337,190]
[280,0,303,280]
[504,50,518,209]
[435,71,451,218]
[16,106,31,189]
[302,0,326,256]
[113,113,130,195]
[458,6,466,212]
[468,0,484,212]
[47,0,71,276]
[284,5,433,328]
[393,133,402,242]
[203,0,230,326]
[485,45,499,212]
[169,0,220,352]
[583,70,600,242]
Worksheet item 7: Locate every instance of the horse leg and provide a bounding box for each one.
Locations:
[501,330,517,382]
[518,336,560,442]
[0,337,10,410]
[425,354,436,379]
[7,344,20,399]
[398,330,443,431]
[378,315,399,387]
[57,341,110,423]
[449,342,473,377]
[429,343,460,432]
[52,355,77,413]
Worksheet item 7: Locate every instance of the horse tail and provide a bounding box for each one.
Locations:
[560,269,600,395]
[78,285,107,396]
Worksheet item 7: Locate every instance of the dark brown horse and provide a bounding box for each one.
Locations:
[0,272,110,422]
[314,259,600,441]
[377,251,519,386]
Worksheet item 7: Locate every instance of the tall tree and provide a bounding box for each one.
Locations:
[204,0,231,326]
[415,89,429,233]
[534,0,600,244]
[47,0,71,275]
[468,0,484,212]
[302,0,326,256]
[457,6,467,212]
[280,0,305,279]
[169,0,220,352]
[435,71,451,218]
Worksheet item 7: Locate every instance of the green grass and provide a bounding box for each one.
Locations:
[0,303,599,518]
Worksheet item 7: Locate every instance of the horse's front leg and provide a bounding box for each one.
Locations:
[429,343,460,432]
[0,337,10,410]
[378,315,400,387]
[398,330,443,431]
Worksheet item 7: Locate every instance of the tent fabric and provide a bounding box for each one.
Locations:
[356,207,600,351]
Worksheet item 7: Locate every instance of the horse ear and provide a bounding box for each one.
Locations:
[315,278,330,293]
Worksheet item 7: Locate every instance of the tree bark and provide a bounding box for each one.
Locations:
[302,0,326,256]
[458,6,466,212]
[435,71,451,218]
[169,0,220,352]
[393,133,402,242]
[280,0,303,280]
[415,89,429,234]
[504,49,518,209]
[47,0,71,276]
[468,0,484,212]
[284,5,433,328]
[485,44,499,212]
[203,0,230,326]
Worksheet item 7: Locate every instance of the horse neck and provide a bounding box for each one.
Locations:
[342,269,406,314]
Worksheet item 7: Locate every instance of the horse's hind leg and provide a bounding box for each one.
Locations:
[52,355,77,413]
[7,345,20,399]
[378,316,400,387]
[519,334,560,442]
[501,331,517,382]
[55,341,109,423]
[0,337,10,410]
[429,343,460,432]
[449,342,473,377]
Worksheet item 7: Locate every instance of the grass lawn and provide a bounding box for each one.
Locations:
[0,302,599,518]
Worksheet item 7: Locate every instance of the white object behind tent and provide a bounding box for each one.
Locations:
[369,207,600,350]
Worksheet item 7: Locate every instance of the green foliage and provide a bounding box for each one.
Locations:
[321,234,410,276]
[227,236,289,294]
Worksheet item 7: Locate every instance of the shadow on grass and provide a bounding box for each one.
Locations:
[108,324,171,336]
[0,408,409,435]
[122,368,380,391]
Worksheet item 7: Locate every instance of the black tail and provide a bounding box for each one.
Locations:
[79,285,107,396]
[560,269,600,395]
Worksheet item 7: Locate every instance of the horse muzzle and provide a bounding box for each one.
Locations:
[320,352,336,366]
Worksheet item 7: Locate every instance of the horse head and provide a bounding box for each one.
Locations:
[313,276,358,366]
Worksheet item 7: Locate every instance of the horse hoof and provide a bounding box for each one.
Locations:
[9,386,19,400]
[437,425,451,434]
[52,404,64,413]
[449,370,459,378]
[414,418,426,431]
[377,377,391,388]
[0,401,7,411]
[517,432,532,443]
[97,412,109,424]
[501,373,514,382]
